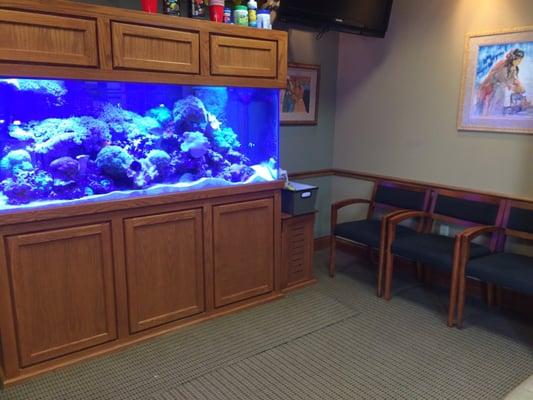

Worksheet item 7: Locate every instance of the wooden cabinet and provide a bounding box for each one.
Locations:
[0,182,283,385]
[0,1,287,88]
[5,224,116,367]
[210,35,278,78]
[124,209,204,333]
[213,198,275,307]
[0,9,98,67]
[281,213,317,291]
[111,22,200,74]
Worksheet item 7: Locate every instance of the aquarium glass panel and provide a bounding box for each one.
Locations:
[0,78,279,211]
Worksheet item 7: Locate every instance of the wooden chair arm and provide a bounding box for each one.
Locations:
[385,210,430,244]
[459,225,502,242]
[331,198,371,212]
[387,210,429,226]
[330,198,372,232]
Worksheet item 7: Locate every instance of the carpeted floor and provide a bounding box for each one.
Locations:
[1,249,532,400]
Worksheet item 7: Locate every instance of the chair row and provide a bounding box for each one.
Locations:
[329,180,533,327]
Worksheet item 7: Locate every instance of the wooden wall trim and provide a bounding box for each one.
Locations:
[290,168,533,204]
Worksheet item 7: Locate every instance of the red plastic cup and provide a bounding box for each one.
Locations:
[209,5,224,22]
[141,0,158,13]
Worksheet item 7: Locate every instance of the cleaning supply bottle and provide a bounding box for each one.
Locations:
[247,0,257,27]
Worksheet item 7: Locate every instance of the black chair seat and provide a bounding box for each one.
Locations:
[467,252,533,295]
[392,233,491,271]
[334,219,415,249]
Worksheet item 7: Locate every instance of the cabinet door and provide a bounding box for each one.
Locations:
[124,209,204,333]
[112,22,200,74]
[6,224,116,367]
[213,198,274,307]
[210,35,277,78]
[0,9,98,67]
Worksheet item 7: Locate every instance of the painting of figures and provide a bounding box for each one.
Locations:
[458,27,533,134]
[280,63,320,125]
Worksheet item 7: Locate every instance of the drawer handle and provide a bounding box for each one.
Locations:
[300,192,311,199]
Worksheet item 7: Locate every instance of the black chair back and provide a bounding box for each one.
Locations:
[506,205,533,234]
[374,183,428,212]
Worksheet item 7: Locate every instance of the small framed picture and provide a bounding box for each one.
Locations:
[457,26,533,135]
[280,63,320,125]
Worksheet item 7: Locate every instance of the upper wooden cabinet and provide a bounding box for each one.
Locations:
[0,1,287,88]
[111,22,200,74]
[210,35,277,78]
[0,9,98,67]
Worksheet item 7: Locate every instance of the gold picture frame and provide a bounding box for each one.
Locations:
[457,26,533,135]
[280,63,320,126]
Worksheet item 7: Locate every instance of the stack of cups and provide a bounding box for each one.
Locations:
[210,0,225,22]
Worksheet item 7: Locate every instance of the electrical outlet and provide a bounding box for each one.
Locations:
[439,224,450,236]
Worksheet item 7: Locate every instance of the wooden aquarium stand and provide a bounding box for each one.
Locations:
[0,0,288,386]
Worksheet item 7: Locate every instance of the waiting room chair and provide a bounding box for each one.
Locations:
[457,200,533,327]
[329,181,430,297]
[383,189,505,326]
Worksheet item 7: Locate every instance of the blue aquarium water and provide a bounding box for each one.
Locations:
[0,78,279,211]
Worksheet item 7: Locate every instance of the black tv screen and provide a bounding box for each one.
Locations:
[278,0,393,37]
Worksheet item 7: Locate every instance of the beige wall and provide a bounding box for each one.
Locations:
[333,0,533,200]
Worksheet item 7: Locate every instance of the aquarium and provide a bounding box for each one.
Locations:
[0,78,279,211]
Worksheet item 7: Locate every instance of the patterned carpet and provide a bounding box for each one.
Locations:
[1,250,532,400]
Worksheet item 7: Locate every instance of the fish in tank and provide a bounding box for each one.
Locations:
[0,78,279,211]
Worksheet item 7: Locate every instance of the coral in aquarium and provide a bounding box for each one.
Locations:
[0,79,279,209]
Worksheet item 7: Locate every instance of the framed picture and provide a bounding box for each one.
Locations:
[457,26,533,135]
[280,63,320,125]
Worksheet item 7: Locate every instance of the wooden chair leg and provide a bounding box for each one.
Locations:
[495,286,502,308]
[447,249,461,327]
[328,235,336,278]
[416,262,424,281]
[377,242,385,297]
[384,252,394,301]
[457,275,467,329]
[486,283,495,306]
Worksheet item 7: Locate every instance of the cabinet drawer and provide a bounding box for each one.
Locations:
[6,224,117,367]
[210,35,278,78]
[112,22,200,74]
[124,209,205,333]
[0,9,98,67]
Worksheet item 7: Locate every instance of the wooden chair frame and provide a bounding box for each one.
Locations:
[329,180,430,297]
[383,188,505,327]
[457,200,533,327]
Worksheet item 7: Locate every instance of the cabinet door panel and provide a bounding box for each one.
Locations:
[0,9,98,67]
[210,35,277,78]
[125,209,204,333]
[213,198,274,307]
[6,224,116,367]
[112,22,200,74]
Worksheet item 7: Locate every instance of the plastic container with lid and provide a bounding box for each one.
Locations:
[209,0,225,22]
[233,5,248,26]
[247,0,257,27]
[223,7,232,23]
[257,9,271,29]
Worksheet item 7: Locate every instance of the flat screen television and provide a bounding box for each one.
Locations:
[278,0,393,38]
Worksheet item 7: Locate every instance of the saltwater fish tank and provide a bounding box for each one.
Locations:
[0,78,279,211]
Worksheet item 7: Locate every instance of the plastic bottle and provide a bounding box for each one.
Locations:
[247,0,257,27]
[256,9,271,29]
[223,7,232,23]
[234,5,248,26]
